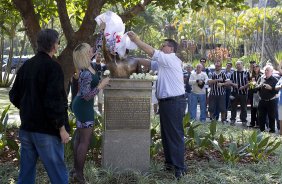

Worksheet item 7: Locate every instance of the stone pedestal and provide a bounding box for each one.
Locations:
[102,79,152,172]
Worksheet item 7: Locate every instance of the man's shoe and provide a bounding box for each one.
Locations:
[175,168,188,180]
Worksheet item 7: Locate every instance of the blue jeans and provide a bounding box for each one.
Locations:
[186,92,192,116]
[159,97,187,176]
[190,92,206,122]
[18,130,68,184]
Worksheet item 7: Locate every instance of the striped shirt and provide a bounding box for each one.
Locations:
[230,70,250,95]
[209,71,227,96]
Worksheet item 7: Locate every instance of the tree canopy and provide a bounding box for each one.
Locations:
[6,0,246,88]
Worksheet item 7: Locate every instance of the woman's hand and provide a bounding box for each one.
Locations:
[98,77,110,89]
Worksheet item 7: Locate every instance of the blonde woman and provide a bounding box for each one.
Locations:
[71,43,109,183]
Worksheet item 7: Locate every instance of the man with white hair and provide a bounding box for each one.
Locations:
[189,63,209,122]
[256,65,278,133]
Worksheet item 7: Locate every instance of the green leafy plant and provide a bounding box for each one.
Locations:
[210,139,249,164]
[246,131,281,162]
[184,118,201,150]
[150,120,162,157]
[0,104,19,158]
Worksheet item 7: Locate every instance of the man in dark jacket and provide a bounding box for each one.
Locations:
[9,29,70,184]
[256,65,278,133]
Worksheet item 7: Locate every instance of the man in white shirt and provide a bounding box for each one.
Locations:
[189,64,209,122]
[128,31,187,179]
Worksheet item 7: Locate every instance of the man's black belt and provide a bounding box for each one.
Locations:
[261,96,276,101]
[159,94,186,102]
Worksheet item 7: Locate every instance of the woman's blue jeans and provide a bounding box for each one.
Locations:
[18,130,68,184]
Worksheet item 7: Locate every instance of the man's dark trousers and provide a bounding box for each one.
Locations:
[159,96,187,176]
[258,99,276,133]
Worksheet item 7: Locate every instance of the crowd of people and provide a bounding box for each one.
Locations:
[182,58,282,134]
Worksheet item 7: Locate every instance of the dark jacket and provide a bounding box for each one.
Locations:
[9,52,70,137]
[256,75,278,100]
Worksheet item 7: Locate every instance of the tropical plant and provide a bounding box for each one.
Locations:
[0,104,19,158]
[246,131,281,162]
[210,139,249,164]
[150,117,162,157]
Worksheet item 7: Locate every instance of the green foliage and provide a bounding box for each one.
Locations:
[211,139,249,164]
[246,131,281,162]
[239,52,261,65]
[210,130,282,164]
[183,114,201,150]
[150,118,162,157]
[0,104,10,132]
[184,117,218,156]
[275,51,282,63]
[0,104,19,158]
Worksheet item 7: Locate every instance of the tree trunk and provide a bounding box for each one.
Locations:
[12,0,41,53]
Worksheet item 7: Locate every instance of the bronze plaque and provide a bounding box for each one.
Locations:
[105,97,151,130]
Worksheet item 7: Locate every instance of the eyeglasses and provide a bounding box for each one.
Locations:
[200,60,206,63]
[162,44,171,48]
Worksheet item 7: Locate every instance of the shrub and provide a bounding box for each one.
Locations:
[246,131,281,162]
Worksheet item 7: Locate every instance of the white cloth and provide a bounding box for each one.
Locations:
[152,50,185,99]
[189,71,209,94]
[95,11,137,58]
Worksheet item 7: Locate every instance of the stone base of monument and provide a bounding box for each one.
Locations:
[102,79,152,172]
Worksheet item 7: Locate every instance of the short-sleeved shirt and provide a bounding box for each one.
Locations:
[230,70,250,95]
[209,71,227,96]
[152,50,185,99]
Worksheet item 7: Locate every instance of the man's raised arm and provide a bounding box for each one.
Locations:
[127,31,155,57]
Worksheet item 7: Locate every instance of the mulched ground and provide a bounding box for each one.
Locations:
[0,128,19,164]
